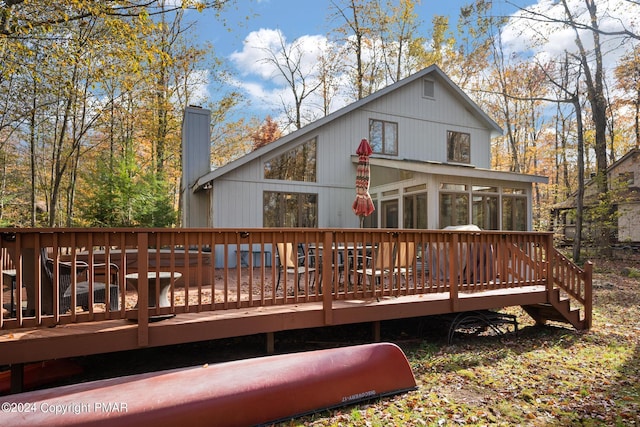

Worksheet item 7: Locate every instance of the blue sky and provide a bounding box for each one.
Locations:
[185,0,636,125]
[192,0,535,118]
[204,0,535,56]
[188,0,537,121]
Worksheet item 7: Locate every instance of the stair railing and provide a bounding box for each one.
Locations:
[550,248,593,329]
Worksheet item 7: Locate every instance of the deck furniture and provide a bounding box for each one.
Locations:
[239,249,271,267]
[308,243,351,285]
[125,271,182,320]
[2,269,16,316]
[275,242,316,291]
[356,241,416,288]
[356,241,395,286]
[71,248,212,286]
[391,241,415,285]
[41,252,120,314]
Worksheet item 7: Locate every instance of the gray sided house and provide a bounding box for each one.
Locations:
[182,65,547,231]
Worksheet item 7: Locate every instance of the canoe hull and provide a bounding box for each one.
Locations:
[2,342,416,426]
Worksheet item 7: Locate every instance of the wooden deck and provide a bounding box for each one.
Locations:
[0,228,592,392]
[0,284,549,365]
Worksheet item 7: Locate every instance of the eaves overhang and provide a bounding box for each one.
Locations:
[359,156,549,184]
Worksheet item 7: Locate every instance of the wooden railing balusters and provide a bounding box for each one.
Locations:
[0,228,592,332]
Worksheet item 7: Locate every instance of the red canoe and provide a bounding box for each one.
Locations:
[2,342,416,426]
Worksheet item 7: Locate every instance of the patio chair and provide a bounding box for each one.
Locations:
[275,243,316,291]
[311,244,346,289]
[356,241,395,287]
[390,241,415,286]
[40,249,120,314]
[1,248,17,316]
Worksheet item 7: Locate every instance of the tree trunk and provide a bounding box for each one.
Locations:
[572,95,585,264]
[560,0,611,255]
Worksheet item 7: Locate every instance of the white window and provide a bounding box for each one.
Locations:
[447,131,470,164]
[369,119,398,155]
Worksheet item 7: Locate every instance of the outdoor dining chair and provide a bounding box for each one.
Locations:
[356,241,416,288]
[356,241,395,288]
[390,241,416,286]
[275,242,316,291]
[305,243,346,289]
[40,249,120,314]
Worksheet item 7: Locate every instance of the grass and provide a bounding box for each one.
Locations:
[282,258,640,426]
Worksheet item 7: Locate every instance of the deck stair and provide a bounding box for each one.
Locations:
[522,288,585,329]
[521,245,593,331]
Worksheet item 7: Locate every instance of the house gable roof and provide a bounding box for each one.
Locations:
[194,64,503,192]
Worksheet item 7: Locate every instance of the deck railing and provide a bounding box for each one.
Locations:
[0,228,589,330]
[550,248,593,328]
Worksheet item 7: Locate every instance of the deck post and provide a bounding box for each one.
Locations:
[9,363,23,394]
[449,233,459,312]
[137,233,149,347]
[266,332,275,354]
[545,234,554,301]
[322,231,333,325]
[372,321,381,342]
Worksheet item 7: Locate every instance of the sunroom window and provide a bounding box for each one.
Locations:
[439,193,469,228]
[502,194,527,231]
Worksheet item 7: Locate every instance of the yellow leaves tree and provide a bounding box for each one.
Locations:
[329,0,425,100]
[0,0,235,226]
[614,45,640,149]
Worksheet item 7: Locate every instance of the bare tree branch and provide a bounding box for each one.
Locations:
[506,0,640,41]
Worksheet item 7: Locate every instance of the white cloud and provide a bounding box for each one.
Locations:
[224,0,640,128]
[501,0,639,69]
[228,29,339,122]
[230,30,331,81]
[229,28,288,79]
[182,69,210,106]
[227,22,434,123]
[228,76,281,109]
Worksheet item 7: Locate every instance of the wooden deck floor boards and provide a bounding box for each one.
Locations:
[0,285,546,366]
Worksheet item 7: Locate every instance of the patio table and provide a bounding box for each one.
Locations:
[308,243,372,279]
[125,271,182,321]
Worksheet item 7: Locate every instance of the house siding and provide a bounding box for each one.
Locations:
[362,77,491,168]
[212,172,356,228]
[552,148,640,243]
[610,150,640,243]
[189,66,544,230]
